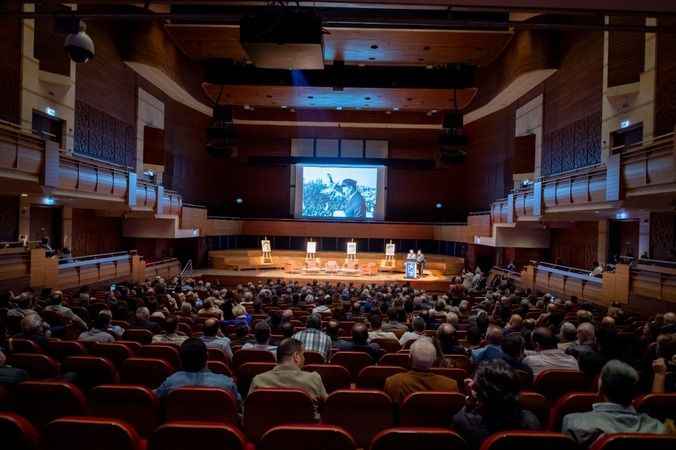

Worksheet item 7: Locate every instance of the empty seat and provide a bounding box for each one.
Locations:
[357,365,406,390]
[232,349,276,369]
[370,427,467,450]
[429,367,468,391]
[379,353,410,368]
[546,392,600,431]
[371,339,401,354]
[8,353,60,379]
[9,338,45,354]
[236,362,276,396]
[304,351,326,364]
[123,329,153,345]
[16,381,86,428]
[303,364,351,393]
[331,352,374,379]
[46,340,86,361]
[479,431,578,450]
[259,425,357,450]
[62,356,119,390]
[207,360,234,377]
[89,384,160,437]
[45,417,143,450]
[120,357,174,389]
[115,340,142,353]
[589,433,676,450]
[323,389,394,449]
[0,412,41,450]
[634,393,676,422]
[244,388,316,442]
[399,392,465,427]
[518,391,550,427]
[90,342,134,369]
[149,422,247,450]
[139,344,181,369]
[165,387,238,423]
[534,370,591,402]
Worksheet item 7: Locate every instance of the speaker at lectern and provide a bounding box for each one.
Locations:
[404,251,418,279]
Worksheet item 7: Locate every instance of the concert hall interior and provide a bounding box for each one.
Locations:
[2,1,676,450]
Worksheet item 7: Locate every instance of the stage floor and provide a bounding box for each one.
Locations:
[193,268,454,291]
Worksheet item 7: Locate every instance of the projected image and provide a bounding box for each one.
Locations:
[302,165,378,219]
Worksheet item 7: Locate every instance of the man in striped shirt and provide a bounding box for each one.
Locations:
[292,313,332,360]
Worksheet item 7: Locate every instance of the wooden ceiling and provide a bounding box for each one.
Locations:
[165,25,513,67]
[202,83,477,111]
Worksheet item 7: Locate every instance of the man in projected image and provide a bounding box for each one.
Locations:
[338,178,367,218]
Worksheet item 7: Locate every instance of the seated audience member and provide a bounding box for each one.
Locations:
[279,322,295,340]
[382,308,408,334]
[198,298,223,320]
[43,293,88,329]
[242,321,277,356]
[249,338,327,416]
[15,313,49,350]
[78,313,115,343]
[590,261,604,278]
[523,327,579,376]
[566,322,597,359]
[368,313,398,342]
[471,325,505,364]
[97,310,124,338]
[562,360,667,448]
[577,309,594,324]
[0,348,27,385]
[292,314,332,360]
[325,320,341,343]
[558,322,578,351]
[312,297,331,314]
[399,317,426,347]
[453,360,540,450]
[600,315,616,331]
[446,311,460,327]
[152,317,187,345]
[384,338,458,405]
[336,323,384,361]
[500,334,533,384]
[200,318,233,361]
[661,311,676,334]
[133,307,161,333]
[436,323,467,355]
[155,338,240,400]
[504,314,523,336]
[232,304,252,327]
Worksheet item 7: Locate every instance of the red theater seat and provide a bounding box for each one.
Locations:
[244,388,316,442]
[8,353,60,379]
[236,362,276,395]
[9,338,45,354]
[16,381,86,428]
[304,351,326,364]
[357,365,406,389]
[479,431,578,450]
[139,344,181,369]
[90,342,134,368]
[331,351,374,379]
[323,389,394,449]
[371,339,401,354]
[208,348,230,364]
[429,367,468,391]
[62,356,119,390]
[46,340,86,361]
[303,364,351,393]
[45,417,144,450]
[534,370,591,401]
[116,340,143,353]
[207,360,234,376]
[589,433,676,450]
[379,353,410,368]
[634,393,676,422]
[0,412,41,450]
[149,422,248,450]
[120,357,174,389]
[89,384,160,437]
[232,349,276,368]
[259,425,357,450]
[399,391,465,427]
[443,354,471,371]
[370,427,467,450]
[124,328,153,345]
[547,392,600,431]
[165,387,238,423]
[518,391,549,427]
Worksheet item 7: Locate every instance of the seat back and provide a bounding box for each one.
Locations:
[303,351,325,364]
[9,338,45,354]
[207,348,229,364]
[8,353,60,379]
[443,354,471,371]
[115,340,142,353]
[124,328,153,345]
[399,392,465,427]
[46,340,86,361]
[371,339,401,354]
[370,427,467,450]
[16,381,86,428]
[518,391,550,427]
[89,384,160,437]
[480,431,578,450]
[379,353,410,368]
[45,417,143,450]
[0,412,41,450]
[634,393,676,422]
[259,425,357,450]
[236,362,276,396]
[244,388,316,442]
[149,422,247,450]
[232,349,276,369]
[90,342,134,369]
[207,360,234,377]
[120,357,174,389]
[429,367,468,391]
[323,389,394,449]
[547,392,600,431]
[62,356,119,390]
[303,364,351,393]
[534,370,591,402]
[138,345,181,369]
[165,387,238,423]
[356,365,406,390]
[331,351,374,379]
[589,433,676,450]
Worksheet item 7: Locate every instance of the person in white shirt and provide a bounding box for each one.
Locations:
[311,296,331,315]
[523,327,579,376]
[590,261,604,278]
[367,314,398,342]
[78,313,115,343]
[152,317,188,346]
[399,317,426,347]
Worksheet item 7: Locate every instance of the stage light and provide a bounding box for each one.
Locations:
[235,197,244,204]
[43,196,55,205]
[20,193,28,198]
[435,202,443,209]
[620,119,631,129]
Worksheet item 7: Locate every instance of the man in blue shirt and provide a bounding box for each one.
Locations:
[154,337,240,402]
[471,325,505,365]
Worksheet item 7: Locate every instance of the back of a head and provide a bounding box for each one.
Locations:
[577,322,596,344]
[254,321,271,344]
[277,338,303,364]
[369,313,382,330]
[203,318,219,337]
[352,323,369,345]
[486,325,504,346]
[412,317,425,332]
[664,311,676,325]
[437,323,456,348]
[280,321,294,338]
[306,313,321,330]
[136,307,150,321]
[600,359,639,406]
[325,320,340,340]
[532,327,557,350]
[94,312,111,331]
[164,317,177,334]
[508,314,522,328]
[474,359,520,413]
[410,338,437,371]
[560,322,577,342]
[501,334,525,359]
[180,338,208,372]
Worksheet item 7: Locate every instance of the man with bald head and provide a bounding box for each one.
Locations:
[384,338,458,404]
[471,325,505,365]
[336,322,384,361]
[200,318,233,361]
[436,323,466,355]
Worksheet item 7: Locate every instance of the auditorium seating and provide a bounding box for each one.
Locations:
[89,384,160,437]
[46,417,144,450]
[236,362,276,395]
[0,412,41,450]
[303,351,326,364]
[207,347,230,364]
[138,344,181,369]
[120,357,173,388]
[45,340,86,361]
[379,352,410,368]
[62,355,119,390]
[370,428,467,450]
[399,392,465,427]
[16,381,87,428]
[589,433,676,450]
[429,367,468,390]
[356,365,406,389]
[533,370,592,401]
[547,392,601,431]
[479,431,578,450]
[634,393,676,422]
[164,387,238,423]
[207,360,234,376]
[123,329,153,345]
[10,338,45,354]
[258,425,357,450]
[149,422,248,450]
[331,351,374,379]
[303,364,351,392]
[243,388,316,442]
[372,339,402,354]
[232,349,276,368]
[8,353,60,379]
[517,392,550,427]
[90,342,134,368]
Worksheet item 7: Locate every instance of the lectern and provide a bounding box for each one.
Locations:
[404,259,418,279]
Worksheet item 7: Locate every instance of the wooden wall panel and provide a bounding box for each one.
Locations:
[655,17,676,137]
[33,4,71,76]
[649,212,676,260]
[607,16,645,88]
[74,100,135,167]
[0,196,19,242]
[29,206,62,248]
[0,0,22,125]
[547,222,599,270]
[71,209,123,257]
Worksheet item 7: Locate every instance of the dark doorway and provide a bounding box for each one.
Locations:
[608,219,639,262]
[29,205,62,250]
[610,122,643,154]
[32,109,64,148]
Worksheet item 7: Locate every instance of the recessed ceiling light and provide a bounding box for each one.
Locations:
[281,105,287,109]
[20,193,28,198]
[393,107,399,111]
[336,106,343,110]
[426,65,433,69]
[386,111,392,115]
[370,44,379,49]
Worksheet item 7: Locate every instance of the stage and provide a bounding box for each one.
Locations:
[193,268,454,291]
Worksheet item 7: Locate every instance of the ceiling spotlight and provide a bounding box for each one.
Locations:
[64,20,95,63]
[235,197,244,204]
[386,111,392,115]
[393,107,400,111]
[435,202,443,209]
[336,106,343,110]
[281,105,287,109]
[20,193,29,198]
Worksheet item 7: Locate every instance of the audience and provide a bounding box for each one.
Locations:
[336,323,384,361]
[399,317,426,347]
[558,322,578,351]
[200,318,234,361]
[523,327,579,375]
[292,314,332,359]
[152,317,188,345]
[242,321,277,356]
[435,323,467,355]
[78,313,115,343]
[367,313,398,342]
[133,306,161,333]
[471,325,504,364]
